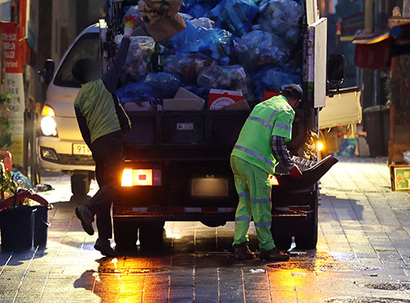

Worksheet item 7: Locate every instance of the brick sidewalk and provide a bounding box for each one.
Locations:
[0,157,409,302]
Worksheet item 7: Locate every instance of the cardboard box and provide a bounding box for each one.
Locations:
[163,87,205,111]
[208,89,243,110]
[390,164,410,191]
[220,100,250,111]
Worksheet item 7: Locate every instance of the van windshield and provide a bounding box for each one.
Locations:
[54,33,100,88]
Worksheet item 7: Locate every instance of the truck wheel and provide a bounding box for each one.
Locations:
[200,220,227,227]
[71,172,91,197]
[114,219,138,253]
[138,221,165,249]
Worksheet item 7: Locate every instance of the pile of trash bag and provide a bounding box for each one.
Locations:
[117,0,303,105]
[116,35,156,83]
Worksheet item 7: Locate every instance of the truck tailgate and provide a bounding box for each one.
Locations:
[124,110,250,159]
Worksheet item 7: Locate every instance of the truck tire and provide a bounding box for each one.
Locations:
[138,221,165,249]
[71,172,92,196]
[114,219,138,253]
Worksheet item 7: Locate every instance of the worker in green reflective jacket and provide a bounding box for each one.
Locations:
[231,84,304,262]
[73,17,136,258]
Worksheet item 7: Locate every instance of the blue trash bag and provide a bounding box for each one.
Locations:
[256,0,303,48]
[251,65,301,101]
[11,171,32,189]
[143,72,181,99]
[117,81,161,104]
[168,20,233,62]
[234,30,290,69]
[197,65,247,91]
[211,0,259,37]
[164,54,216,83]
[181,0,223,17]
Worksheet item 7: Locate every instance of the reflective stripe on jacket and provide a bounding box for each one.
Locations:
[231,95,295,174]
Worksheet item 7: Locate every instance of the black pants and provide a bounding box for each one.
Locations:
[87,131,124,241]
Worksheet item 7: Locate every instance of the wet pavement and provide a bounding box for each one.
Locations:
[1,157,410,302]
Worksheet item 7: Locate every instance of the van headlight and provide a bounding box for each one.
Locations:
[40,116,57,136]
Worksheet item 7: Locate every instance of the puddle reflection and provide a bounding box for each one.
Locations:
[74,257,170,302]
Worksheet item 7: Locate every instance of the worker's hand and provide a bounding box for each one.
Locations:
[124,16,137,37]
[289,165,303,180]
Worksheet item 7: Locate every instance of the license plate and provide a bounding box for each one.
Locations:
[191,178,229,197]
[177,123,194,130]
[72,144,91,155]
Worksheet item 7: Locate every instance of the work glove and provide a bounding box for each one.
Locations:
[124,16,137,37]
[138,0,187,42]
[289,165,303,180]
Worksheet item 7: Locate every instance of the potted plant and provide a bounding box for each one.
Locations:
[0,162,52,251]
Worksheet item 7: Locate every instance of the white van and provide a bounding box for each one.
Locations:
[38,25,100,196]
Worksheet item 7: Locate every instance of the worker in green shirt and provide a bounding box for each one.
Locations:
[73,17,136,257]
[231,84,304,262]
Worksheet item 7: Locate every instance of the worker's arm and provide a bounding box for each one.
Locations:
[75,106,92,148]
[102,16,136,94]
[102,37,131,94]
[271,135,294,169]
[271,135,303,179]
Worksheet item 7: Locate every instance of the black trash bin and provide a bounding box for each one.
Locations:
[363,105,390,157]
[271,155,338,250]
[0,206,35,252]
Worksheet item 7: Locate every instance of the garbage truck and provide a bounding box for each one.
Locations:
[37,0,351,250]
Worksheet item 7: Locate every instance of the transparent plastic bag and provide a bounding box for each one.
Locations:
[256,0,303,47]
[168,20,232,62]
[164,54,216,83]
[190,17,215,28]
[123,5,144,28]
[117,35,155,83]
[211,0,259,37]
[197,65,247,91]
[234,30,290,69]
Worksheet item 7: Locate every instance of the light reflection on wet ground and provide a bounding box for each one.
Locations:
[1,159,410,302]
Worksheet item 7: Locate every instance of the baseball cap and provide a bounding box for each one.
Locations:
[283,84,303,100]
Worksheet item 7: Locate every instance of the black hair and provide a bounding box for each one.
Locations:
[281,84,303,101]
[71,59,95,84]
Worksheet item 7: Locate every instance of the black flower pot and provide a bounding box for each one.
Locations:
[0,205,50,252]
[34,206,49,249]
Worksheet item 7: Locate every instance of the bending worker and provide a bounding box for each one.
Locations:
[231,84,304,262]
[72,17,136,257]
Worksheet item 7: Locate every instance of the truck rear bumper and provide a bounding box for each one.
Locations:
[113,206,236,222]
